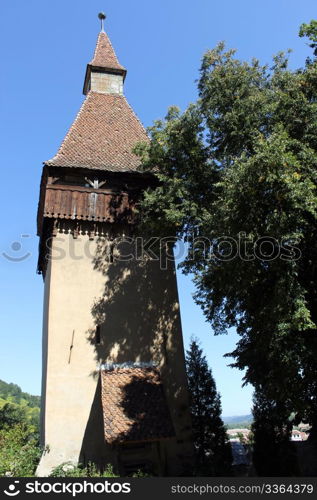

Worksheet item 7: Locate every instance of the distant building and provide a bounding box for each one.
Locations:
[291,430,308,442]
[227,428,251,441]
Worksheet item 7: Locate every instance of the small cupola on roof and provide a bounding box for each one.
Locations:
[83,13,127,95]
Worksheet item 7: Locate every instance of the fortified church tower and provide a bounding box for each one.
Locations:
[37,15,193,476]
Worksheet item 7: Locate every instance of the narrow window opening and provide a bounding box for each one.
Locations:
[95,325,101,345]
[109,242,114,263]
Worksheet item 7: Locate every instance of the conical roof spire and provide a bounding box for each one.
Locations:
[83,14,126,95]
[89,31,126,72]
[46,15,148,173]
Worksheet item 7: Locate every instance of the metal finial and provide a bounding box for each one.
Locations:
[98,12,106,32]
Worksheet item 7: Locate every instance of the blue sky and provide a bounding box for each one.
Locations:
[0,0,316,416]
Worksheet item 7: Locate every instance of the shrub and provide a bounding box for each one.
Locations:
[0,423,41,477]
[49,462,118,477]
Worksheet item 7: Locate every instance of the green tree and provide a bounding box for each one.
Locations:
[0,401,39,432]
[186,338,232,476]
[0,423,41,477]
[0,381,41,476]
[0,403,27,429]
[252,388,299,476]
[136,20,317,473]
[299,20,317,57]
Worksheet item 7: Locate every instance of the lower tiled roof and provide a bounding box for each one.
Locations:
[45,92,149,172]
[101,366,175,444]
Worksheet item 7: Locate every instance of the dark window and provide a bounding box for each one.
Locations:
[55,175,90,187]
[95,325,101,345]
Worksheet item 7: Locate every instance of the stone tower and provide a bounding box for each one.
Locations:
[36,20,193,476]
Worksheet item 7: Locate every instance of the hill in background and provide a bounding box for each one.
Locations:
[0,380,40,407]
[0,379,253,430]
[0,379,40,429]
[223,414,253,429]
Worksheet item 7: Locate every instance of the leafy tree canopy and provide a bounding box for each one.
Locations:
[136,21,317,430]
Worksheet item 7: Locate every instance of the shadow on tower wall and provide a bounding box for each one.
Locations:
[80,232,193,474]
[79,376,114,469]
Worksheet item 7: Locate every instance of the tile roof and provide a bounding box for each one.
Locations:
[45,92,149,172]
[90,31,126,72]
[101,367,175,444]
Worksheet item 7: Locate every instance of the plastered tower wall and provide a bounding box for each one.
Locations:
[37,231,193,476]
[36,23,194,476]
